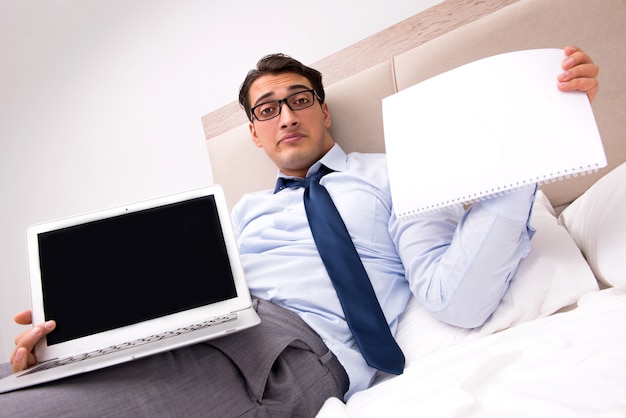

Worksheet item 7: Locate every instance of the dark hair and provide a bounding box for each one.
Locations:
[238,53,326,122]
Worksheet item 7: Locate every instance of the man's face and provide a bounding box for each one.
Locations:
[248,72,334,178]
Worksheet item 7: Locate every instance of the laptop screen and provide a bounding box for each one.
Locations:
[36,195,238,345]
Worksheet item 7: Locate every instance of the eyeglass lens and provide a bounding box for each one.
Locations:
[253,90,315,121]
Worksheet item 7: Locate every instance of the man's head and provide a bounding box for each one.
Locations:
[239,53,326,121]
[239,54,335,178]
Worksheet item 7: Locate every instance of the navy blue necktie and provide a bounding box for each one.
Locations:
[275,166,405,375]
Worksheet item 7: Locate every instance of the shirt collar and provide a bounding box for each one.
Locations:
[276,143,348,180]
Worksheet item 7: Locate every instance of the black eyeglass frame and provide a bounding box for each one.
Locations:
[250,89,321,122]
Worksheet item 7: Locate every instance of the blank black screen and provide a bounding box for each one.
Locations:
[37,195,238,345]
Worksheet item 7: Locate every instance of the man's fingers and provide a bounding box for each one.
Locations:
[558,62,599,82]
[13,310,33,326]
[563,48,595,66]
[558,71,599,102]
[558,47,599,102]
[11,347,31,373]
[10,321,56,373]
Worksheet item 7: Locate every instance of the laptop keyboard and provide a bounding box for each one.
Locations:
[19,313,237,377]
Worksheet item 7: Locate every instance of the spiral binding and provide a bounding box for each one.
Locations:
[397,163,602,218]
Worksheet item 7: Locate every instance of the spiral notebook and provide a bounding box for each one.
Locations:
[382,49,606,218]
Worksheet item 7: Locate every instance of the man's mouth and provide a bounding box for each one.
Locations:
[279,133,304,144]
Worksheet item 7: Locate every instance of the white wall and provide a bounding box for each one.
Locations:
[0,0,440,362]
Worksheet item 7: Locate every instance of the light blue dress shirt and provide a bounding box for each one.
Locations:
[231,144,535,398]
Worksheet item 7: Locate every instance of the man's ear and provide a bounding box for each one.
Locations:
[249,122,262,148]
[322,102,332,129]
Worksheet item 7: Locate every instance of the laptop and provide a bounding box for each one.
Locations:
[0,185,261,394]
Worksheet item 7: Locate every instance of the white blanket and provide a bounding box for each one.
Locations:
[318,288,626,417]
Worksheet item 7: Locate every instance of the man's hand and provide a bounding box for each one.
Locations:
[10,310,56,373]
[558,46,599,102]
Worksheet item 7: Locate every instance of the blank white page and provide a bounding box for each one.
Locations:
[382,49,606,218]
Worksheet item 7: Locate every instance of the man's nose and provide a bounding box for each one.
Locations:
[278,102,299,127]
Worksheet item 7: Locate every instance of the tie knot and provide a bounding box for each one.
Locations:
[274,165,333,193]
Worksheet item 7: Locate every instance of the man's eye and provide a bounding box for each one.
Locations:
[259,105,277,115]
[290,94,311,108]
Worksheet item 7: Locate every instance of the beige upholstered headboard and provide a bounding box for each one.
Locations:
[204,0,626,212]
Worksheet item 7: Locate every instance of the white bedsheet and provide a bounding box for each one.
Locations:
[318,288,626,417]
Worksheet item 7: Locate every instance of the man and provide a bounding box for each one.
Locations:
[3,47,599,416]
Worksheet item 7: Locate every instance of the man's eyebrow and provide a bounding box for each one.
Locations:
[253,84,312,107]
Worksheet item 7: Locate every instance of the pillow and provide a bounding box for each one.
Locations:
[391,190,598,368]
[477,190,598,334]
[559,162,626,288]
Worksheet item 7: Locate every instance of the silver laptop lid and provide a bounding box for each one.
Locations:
[26,185,252,362]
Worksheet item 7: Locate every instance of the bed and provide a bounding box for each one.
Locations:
[203,0,626,415]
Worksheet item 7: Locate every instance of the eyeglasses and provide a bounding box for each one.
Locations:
[250,89,320,121]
